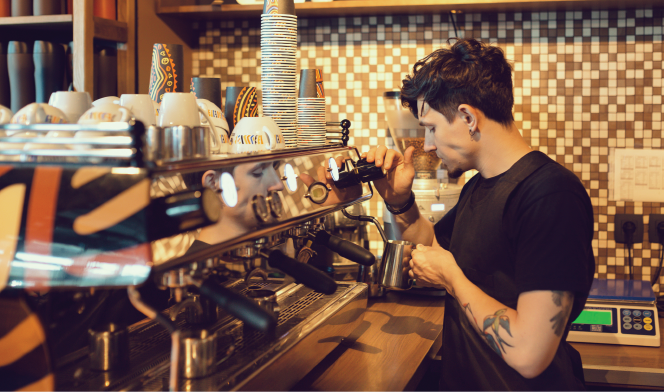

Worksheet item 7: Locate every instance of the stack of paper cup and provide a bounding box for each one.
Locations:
[261,12,297,148]
[297,69,326,146]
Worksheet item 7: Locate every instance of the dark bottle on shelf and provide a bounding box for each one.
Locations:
[7,41,35,113]
[33,0,61,15]
[93,0,115,20]
[94,46,117,99]
[0,42,9,108]
[0,0,10,17]
[34,41,66,104]
[11,0,31,16]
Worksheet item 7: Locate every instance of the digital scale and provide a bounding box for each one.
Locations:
[567,278,660,347]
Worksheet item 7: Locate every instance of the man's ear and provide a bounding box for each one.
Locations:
[457,104,480,132]
[202,170,217,189]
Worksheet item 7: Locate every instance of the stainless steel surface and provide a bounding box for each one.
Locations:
[169,296,204,322]
[88,323,129,371]
[380,240,415,290]
[179,329,217,379]
[358,262,385,297]
[583,364,664,389]
[56,280,367,391]
[165,126,211,163]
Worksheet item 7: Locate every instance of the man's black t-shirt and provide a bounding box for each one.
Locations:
[433,151,595,390]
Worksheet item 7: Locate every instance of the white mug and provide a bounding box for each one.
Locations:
[77,103,133,125]
[0,105,13,125]
[119,94,157,127]
[197,98,230,153]
[153,100,160,119]
[158,93,220,152]
[11,103,69,125]
[48,91,92,123]
[92,96,120,107]
[230,116,284,154]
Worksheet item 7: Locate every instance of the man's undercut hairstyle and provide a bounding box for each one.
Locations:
[401,38,515,126]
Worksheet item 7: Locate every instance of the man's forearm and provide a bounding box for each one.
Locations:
[391,201,435,246]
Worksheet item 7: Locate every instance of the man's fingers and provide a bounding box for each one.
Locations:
[383,149,399,171]
[299,172,315,187]
[373,146,388,166]
[403,146,416,169]
[365,148,377,163]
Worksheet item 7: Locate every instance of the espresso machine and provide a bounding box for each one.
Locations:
[382,91,462,239]
[0,121,374,391]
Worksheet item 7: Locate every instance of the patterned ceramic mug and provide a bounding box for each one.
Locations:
[230,116,285,154]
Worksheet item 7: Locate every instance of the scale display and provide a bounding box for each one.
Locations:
[567,279,660,347]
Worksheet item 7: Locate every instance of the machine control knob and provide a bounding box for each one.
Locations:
[252,194,270,223]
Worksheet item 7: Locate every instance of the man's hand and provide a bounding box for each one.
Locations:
[409,244,463,291]
[299,156,362,206]
[362,146,416,206]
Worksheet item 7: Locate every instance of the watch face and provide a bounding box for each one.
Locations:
[219,172,238,207]
[252,194,269,222]
[328,157,339,182]
[308,182,329,204]
[267,191,284,218]
[284,163,298,192]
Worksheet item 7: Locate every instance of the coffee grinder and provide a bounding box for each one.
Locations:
[382,91,462,240]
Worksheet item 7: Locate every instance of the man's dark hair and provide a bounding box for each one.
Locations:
[401,39,514,126]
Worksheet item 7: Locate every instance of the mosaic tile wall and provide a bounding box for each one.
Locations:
[191,7,664,295]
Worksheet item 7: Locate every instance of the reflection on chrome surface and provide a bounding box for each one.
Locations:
[150,148,370,266]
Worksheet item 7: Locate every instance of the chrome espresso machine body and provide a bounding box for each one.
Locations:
[0,121,374,391]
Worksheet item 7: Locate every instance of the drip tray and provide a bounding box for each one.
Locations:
[56,280,368,391]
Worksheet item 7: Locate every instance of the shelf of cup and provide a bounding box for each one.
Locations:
[0,15,127,43]
[155,0,661,20]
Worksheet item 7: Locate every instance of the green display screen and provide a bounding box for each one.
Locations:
[572,310,612,325]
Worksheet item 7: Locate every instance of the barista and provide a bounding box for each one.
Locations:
[361,39,595,390]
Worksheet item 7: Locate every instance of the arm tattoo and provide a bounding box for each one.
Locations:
[550,291,573,337]
[482,309,513,357]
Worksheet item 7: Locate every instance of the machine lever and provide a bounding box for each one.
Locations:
[263,249,337,295]
[192,277,277,336]
[311,230,375,266]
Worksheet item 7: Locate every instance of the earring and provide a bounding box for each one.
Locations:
[469,128,476,137]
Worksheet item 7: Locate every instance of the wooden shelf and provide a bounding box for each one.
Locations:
[93,17,128,42]
[156,0,663,19]
[0,14,127,42]
[0,14,73,29]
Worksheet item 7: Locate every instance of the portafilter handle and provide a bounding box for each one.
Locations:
[188,276,277,336]
[261,249,337,295]
[341,208,388,244]
[310,230,375,266]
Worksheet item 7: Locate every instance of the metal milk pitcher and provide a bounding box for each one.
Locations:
[379,239,415,290]
[342,209,414,293]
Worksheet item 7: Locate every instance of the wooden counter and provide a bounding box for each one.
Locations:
[571,323,664,389]
[293,291,445,391]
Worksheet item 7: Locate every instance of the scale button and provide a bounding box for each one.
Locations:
[633,317,642,323]
[643,311,653,318]
[623,316,632,323]
[623,323,633,330]
[645,324,654,331]
[622,310,632,316]
[634,323,643,330]
[644,317,652,324]
[633,310,642,317]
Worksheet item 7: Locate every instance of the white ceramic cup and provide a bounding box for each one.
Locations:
[158,92,219,152]
[153,100,161,119]
[0,105,13,125]
[197,98,230,153]
[92,96,121,107]
[10,103,69,125]
[48,91,93,123]
[119,94,157,127]
[77,103,133,125]
[230,116,285,154]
